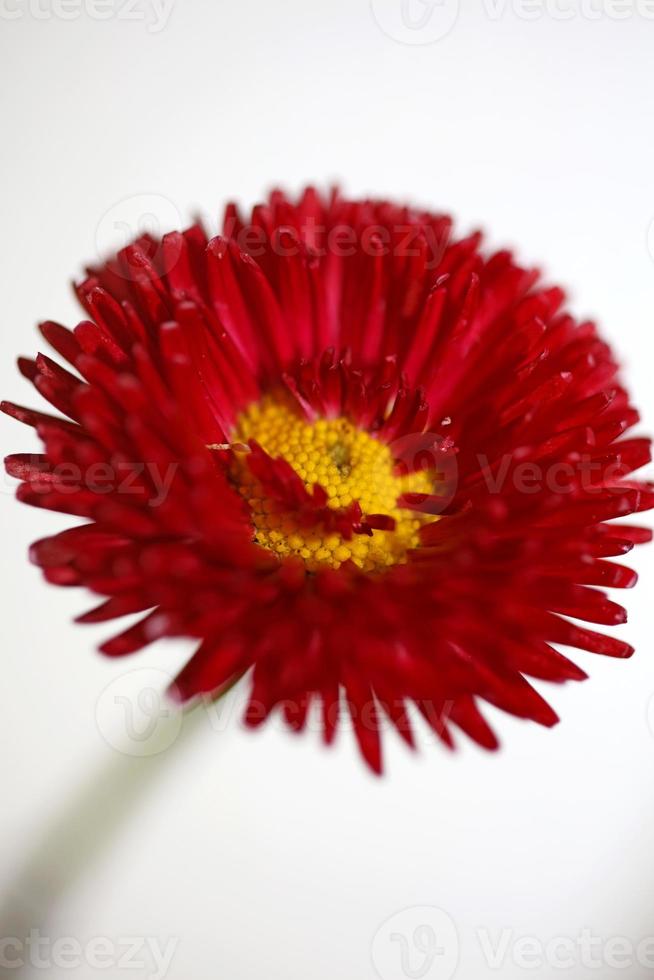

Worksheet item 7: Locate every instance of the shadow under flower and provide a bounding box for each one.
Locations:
[0,704,206,976]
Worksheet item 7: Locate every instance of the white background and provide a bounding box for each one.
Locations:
[1,1,654,978]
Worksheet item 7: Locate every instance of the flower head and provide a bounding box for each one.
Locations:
[4,188,653,771]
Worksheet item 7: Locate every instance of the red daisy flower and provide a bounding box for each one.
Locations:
[4,188,653,772]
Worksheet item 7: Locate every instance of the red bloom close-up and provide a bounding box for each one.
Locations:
[4,188,653,772]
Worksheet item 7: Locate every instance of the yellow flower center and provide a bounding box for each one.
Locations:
[229,395,435,573]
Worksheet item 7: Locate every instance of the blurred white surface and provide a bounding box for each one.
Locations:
[1,2,654,978]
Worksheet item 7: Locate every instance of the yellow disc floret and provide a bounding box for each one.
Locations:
[229,394,436,573]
